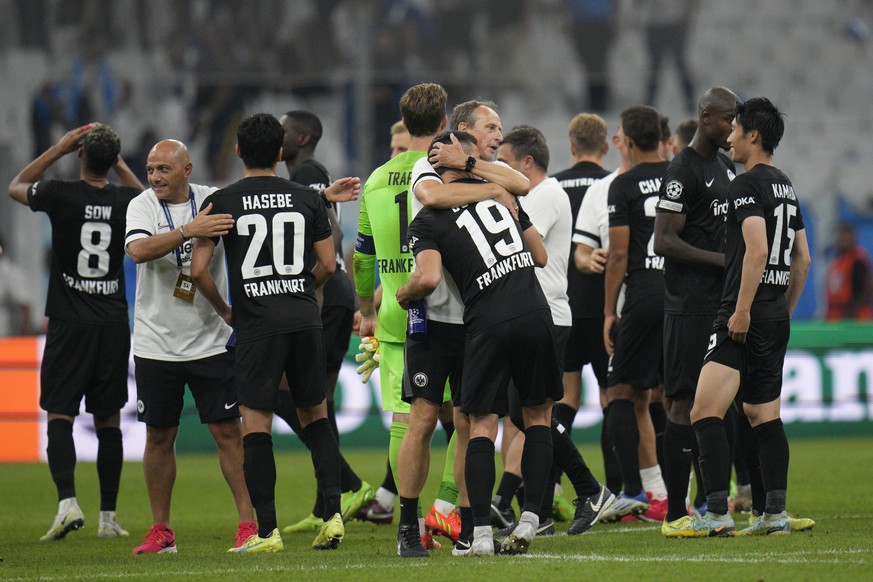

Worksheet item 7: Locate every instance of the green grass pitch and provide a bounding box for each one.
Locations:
[0,437,871,581]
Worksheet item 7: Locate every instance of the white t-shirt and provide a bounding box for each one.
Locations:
[409,157,465,325]
[125,183,231,361]
[521,177,572,326]
[572,170,626,313]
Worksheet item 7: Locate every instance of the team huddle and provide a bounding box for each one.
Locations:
[7,80,814,557]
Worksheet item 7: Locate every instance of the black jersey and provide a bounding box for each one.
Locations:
[28,179,138,324]
[553,161,610,318]
[203,176,332,343]
[607,161,669,293]
[657,148,736,314]
[715,164,805,325]
[408,197,549,334]
[288,159,354,310]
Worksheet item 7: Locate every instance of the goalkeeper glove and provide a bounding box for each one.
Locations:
[355,336,381,383]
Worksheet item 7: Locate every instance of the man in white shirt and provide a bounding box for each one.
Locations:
[125,139,255,554]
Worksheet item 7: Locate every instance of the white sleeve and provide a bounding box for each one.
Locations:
[411,157,442,195]
[125,190,157,253]
[573,182,602,248]
[522,189,555,239]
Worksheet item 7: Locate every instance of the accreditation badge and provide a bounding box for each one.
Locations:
[173,272,197,302]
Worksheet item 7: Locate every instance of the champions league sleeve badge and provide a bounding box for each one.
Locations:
[665,180,684,200]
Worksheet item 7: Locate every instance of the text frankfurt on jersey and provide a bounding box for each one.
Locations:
[476,252,535,290]
[242,193,295,210]
[378,258,414,274]
[761,268,790,285]
[244,278,306,297]
[62,273,120,295]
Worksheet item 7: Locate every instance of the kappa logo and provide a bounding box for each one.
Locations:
[665,180,683,200]
[413,372,428,388]
[137,400,145,414]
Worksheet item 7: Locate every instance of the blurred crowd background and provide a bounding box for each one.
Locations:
[1,0,872,334]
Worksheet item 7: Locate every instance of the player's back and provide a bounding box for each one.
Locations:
[608,161,669,293]
[204,175,332,342]
[28,179,138,324]
[356,150,427,342]
[718,164,804,324]
[409,194,548,333]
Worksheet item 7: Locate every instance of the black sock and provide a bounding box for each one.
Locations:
[728,405,750,486]
[243,432,277,536]
[737,412,765,514]
[553,403,577,437]
[520,425,552,516]
[442,421,455,444]
[515,486,525,511]
[495,472,522,510]
[326,400,340,445]
[663,420,694,521]
[606,399,642,496]
[382,459,398,495]
[693,417,730,515]
[303,418,342,518]
[399,496,419,528]
[460,505,474,542]
[724,404,738,483]
[47,419,76,501]
[753,419,789,514]
[649,402,666,470]
[601,407,622,494]
[340,454,362,493]
[465,437,496,527]
[96,427,123,512]
[552,419,599,497]
[540,464,558,520]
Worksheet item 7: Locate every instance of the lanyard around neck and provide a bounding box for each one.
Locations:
[159,187,197,268]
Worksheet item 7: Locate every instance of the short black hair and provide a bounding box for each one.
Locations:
[283,110,323,149]
[501,125,550,171]
[429,131,478,175]
[620,105,661,152]
[675,119,698,148]
[237,113,284,169]
[450,99,498,131]
[735,97,785,154]
[83,125,121,174]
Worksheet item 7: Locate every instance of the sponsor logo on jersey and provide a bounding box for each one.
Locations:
[710,199,729,217]
[733,196,755,209]
[559,177,598,189]
[665,180,683,199]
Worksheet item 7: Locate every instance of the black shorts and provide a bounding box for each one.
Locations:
[461,310,563,416]
[507,325,570,429]
[608,292,663,390]
[134,351,238,427]
[402,321,465,406]
[663,312,715,399]
[563,317,608,386]
[235,329,326,411]
[703,319,790,405]
[321,305,353,374]
[40,319,130,417]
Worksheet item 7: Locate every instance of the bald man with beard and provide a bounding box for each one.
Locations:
[125,139,256,554]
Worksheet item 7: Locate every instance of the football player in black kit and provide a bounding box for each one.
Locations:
[681,97,811,537]
[275,111,374,535]
[599,105,670,522]
[653,86,740,536]
[398,131,559,557]
[191,113,345,552]
[8,123,143,541]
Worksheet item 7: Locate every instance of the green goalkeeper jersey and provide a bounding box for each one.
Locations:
[354,150,427,343]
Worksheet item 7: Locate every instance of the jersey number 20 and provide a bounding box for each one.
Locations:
[237,212,305,279]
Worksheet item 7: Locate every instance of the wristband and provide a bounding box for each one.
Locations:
[180,224,191,241]
[464,156,477,173]
[319,189,332,209]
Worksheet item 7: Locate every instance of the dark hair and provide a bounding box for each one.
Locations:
[429,131,477,175]
[734,97,785,154]
[501,125,550,171]
[83,125,121,174]
[675,119,698,148]
[659,114,671,143]
[283,110,323,149]
[449,99,498,131]
[399,83,448,137]
[237,113,284,169]
[620,105,661,152]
